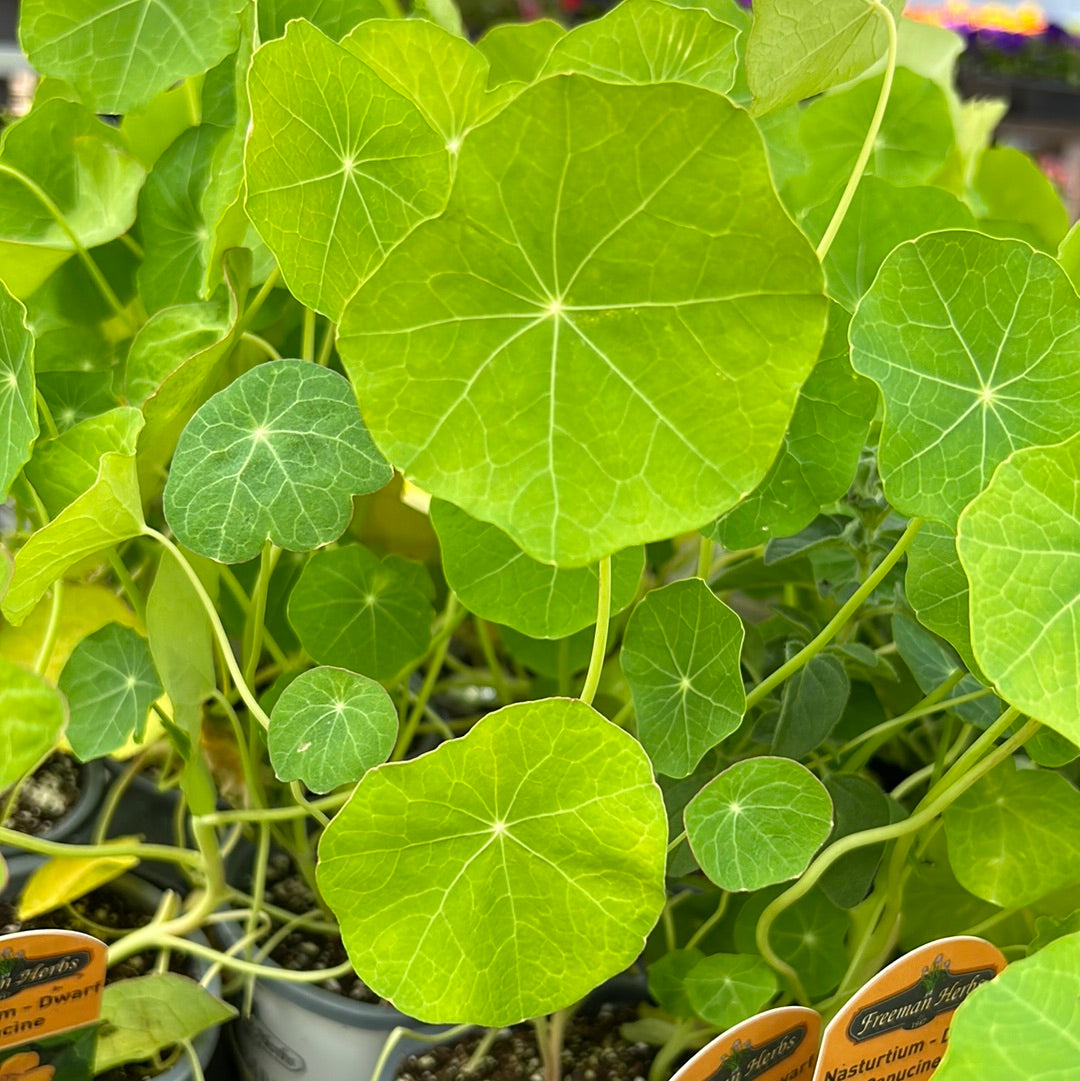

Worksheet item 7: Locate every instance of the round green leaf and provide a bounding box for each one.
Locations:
[287,545,434,680]
[647,948,704,1019]
[163,360,392,564]
[957,433,1080,742]
[621,578,745,778]
[746,0,903,115]
[20,0,248,115]
[711,304,877,550]
[851,231,1080,528]
[932,932,1080,1081]
[541,0,740,95]
[59,623,162,761]
[0,283,37,501]
[431,498,642,639]
[317,698,667,1025]
[772,652,850,759]
[685,757,832,891]
[944,760,1080,909]
[269,667,397,793]
[245,19,451,319]
[338,74,826,566]
[684,953,778,1029]
[0,658,67,792]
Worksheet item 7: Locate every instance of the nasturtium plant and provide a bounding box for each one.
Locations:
[2,0,1078,1072]
[164,360,392,563]
[318,699,667,1025]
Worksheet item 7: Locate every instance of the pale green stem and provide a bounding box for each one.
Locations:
[35,388,58,438]
[33,579,63,675]
[150,934,356,982]
[474,617,511,704]
[697,535,713,580]
[217,563,289,668]
[0,163,135,329]
[302,307,317,362]
[579,556,613,706]
[243,541,280,687]
[815,0,899,262]
[144,528,272,730]
[182,1041,205,1081]
[241,331,282,361]
[236,267,281,335]
[464,1029,500,1073]
[686,892,730,951]
[316,320,336,366]
[745,518,923,712]
[106,548,147,625]
[369,1024,475,1081]
[755,711,1037,999]
[290,780,331,827]
[193,791,348,828]
[648,1020,699,1081]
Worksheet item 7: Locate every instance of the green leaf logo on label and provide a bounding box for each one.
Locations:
[317,697,667,1025]
[163,360,392,564]
[339,74,826,566]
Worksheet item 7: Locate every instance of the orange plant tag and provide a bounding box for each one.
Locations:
[812,936,1006,1081]
[671,1006,821,1081]
[0,930,106,1080]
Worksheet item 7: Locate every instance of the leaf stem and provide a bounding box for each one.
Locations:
[236,267,280,335]
[474,616,511,704]
[302,307,316,363]
[697,535,713,581]
[242,541,280,687]
[241,331,282,361]
[580,556,613,706]
[107,547,147,625]
[143,528,272,730]
[814,0,898,263]
[0,163,136,331]
[755,708,1036,999]
[33,579,63,676]
[316,320,336,366]
[686,892,729,950]
[746,518,923,712]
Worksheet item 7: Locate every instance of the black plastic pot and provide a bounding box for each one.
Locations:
[1,757,106,857]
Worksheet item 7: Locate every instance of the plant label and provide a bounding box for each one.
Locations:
[0,930,106,1080]
[812,936,1007,1081]
[670,1005,821,1081]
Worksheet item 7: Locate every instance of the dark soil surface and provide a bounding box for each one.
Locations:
[1,753,80,836]
[395,1005,658,1081]
[0,883,199,1081]
[258,850,381,1005]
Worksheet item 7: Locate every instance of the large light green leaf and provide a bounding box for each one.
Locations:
[95,973,236,1073]
[684,954,778,1029]
[20,0,249,115]
[476,20,565,87]
[59,623,162,761]
[851,231,1080,527]
[0,99,145,297]
[163,360,392,564]
[0,284,36,500]
[287,545,434,680]
[816,177,977,312]
[745,0,903,115]
[932,932,1080,1081]
[973,146,1069,253]
[785,68,955,230]
[621,578,745,778]
[685,757,832,891]
[24,407,142,517]
[958,434,1080,742]
[710,304,876,550]
[2,452,144,626]
[906,520,980,675]
[341,18,507,147]
[137,124,228,313]
[541,0,740,95]
[317,698,667,1025]
[258,0,396,40]
[944,761,1080,908]
[0,658,67,792]
[269,666,397,793]
[245,19,451,319]
[431,499,642,639]
[338,75,826,566]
